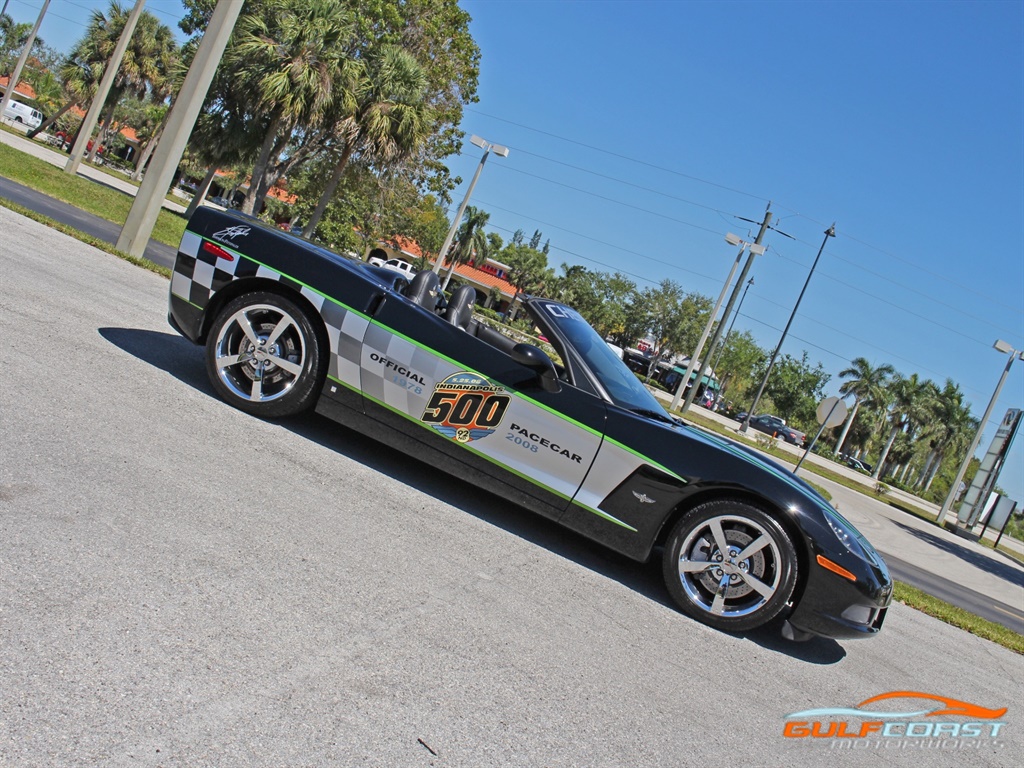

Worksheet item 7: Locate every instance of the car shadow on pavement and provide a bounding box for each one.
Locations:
[890,520,1024,586]
[100,327,211,394]
[107,325,848,665]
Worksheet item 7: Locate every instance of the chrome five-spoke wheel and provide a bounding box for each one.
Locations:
[205,292,324,418]
[663,500,797,632]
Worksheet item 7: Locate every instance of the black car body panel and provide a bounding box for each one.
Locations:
[168,209,892,640]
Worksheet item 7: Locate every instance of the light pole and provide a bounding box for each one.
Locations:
[432,135,508,274]
[707,276,754,395]
[673,235,764,413]
[680,208,773,414]
[0,0,49,133]
[740,224,835,433]
[936,340,1024,523]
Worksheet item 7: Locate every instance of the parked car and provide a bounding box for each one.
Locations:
[744,414,806,446]
[841,455,873,474]
[368,256,416,279]
[166,208,892,641]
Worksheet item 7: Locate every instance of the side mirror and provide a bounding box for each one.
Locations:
[511,343,561,393]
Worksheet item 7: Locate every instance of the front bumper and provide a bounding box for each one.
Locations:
[787,557,893,640]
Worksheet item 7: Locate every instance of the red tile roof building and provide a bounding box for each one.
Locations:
[376,234,517,310]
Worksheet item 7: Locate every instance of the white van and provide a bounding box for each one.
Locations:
[3,99,43,130]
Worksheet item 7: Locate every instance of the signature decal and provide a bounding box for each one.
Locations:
[213,225,252,243]
[421,372,510,443]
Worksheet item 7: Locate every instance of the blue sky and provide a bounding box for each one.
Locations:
[12,0,1024,504]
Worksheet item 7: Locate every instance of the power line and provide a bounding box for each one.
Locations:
[475,196,728,285]
[481,149,1022,342]
[494,164,723,237]
[467,107,768,203]
[466,108,1023,317]
[475,192,1013,408]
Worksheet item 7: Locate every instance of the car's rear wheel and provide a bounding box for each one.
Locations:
[205,291,324,418]
[663,499,798,632]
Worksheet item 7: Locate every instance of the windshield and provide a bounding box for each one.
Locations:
[528,300,666,414]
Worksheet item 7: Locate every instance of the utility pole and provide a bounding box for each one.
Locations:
[681,206,772,414]
[0,0,49,128]
[936,341,1023,524]
[707,277,754,397]
[116,0,242,256]
[740,223,835,433]
[66,0,146,175]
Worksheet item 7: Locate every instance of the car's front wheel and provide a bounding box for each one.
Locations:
[205,291,324,418]
[662,500,798,632]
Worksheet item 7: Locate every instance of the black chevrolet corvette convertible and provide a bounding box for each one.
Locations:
[169,209,892,641]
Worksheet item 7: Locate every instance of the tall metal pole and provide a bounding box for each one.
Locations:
[936,345,1021,523]
[116,0,242,256]
[65,0,146,175]
[682,208,773,414]
[0,0,49,127]
[432,150,489,273]
[671,245,745,412]
[740,224,835,433]
[707,277,753,395]
[431,137,507,274]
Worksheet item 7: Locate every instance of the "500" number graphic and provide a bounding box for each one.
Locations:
[422,390,510,428]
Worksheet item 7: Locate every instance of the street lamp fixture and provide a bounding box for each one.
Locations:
[432,135,509,274]
[936,339,1024,523]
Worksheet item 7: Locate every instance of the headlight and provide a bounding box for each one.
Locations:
[822,507,873,565]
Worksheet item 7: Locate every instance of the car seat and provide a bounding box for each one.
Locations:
[445,285,477,330]
[405,270,441,311]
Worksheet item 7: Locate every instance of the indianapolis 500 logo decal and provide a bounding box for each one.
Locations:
[421,372,511,443]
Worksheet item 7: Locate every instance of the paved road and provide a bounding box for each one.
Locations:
[884,553,1024,632]
[2,207,1022,767]
[0,175,177,269]
[816,477,1024,634]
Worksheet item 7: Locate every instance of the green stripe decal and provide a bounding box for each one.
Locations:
[602,435,686,483]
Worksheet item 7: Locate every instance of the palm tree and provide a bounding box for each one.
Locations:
[302,45,432,238]
[58,1,178,163]
[228,0,355,215]
[873,373,937,480]
[182,104,258,218]
[834,357,895,457]
[915,381,977,492]
[441,206,490,290]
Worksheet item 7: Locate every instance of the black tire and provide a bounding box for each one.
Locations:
[662,499,798,632]
[205,291,324,418]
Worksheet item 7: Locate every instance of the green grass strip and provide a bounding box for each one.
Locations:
[0,196,170,278]
[893,580,1023,655]
[0,141,187,247]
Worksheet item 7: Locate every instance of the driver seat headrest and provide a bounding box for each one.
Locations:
[405,270,441,311]
[445,285,477,330]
